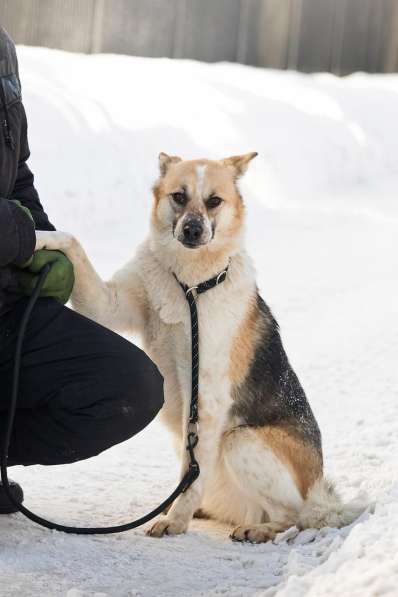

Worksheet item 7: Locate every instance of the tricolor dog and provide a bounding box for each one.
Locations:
[39,152,363,542]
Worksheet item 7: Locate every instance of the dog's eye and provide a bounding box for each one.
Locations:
[171,192,187,206]
[206,196,223,209]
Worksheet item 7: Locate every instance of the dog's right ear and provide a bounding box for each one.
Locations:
[159,153,182,177]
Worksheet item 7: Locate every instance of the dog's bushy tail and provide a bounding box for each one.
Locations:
[298,478,367,530]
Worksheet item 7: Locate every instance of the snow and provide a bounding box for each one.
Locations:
[1,46,397,596]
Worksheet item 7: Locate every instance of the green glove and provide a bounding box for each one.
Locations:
[17,249,75,305]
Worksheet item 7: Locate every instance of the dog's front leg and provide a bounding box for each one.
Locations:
[147,419,218,538]
[34,231,146,335]
[34,231,116,325]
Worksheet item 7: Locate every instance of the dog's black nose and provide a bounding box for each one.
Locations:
[183,219,203,244]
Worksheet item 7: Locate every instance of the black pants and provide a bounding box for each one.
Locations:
[0,298,164,466]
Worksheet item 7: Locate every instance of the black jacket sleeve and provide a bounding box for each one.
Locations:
[10,103,55,232]
[0,196,35,267]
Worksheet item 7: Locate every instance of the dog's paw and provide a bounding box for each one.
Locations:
[147,516,188,538]
[230,522,284,544]
[35,230,76,253]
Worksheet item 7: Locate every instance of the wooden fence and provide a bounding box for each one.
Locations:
[1,0,398,74]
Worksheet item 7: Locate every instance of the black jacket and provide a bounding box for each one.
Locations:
[0,27,54,315]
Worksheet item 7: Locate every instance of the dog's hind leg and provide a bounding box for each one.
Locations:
[222,425,323,543]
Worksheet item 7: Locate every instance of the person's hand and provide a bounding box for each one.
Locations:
[16,249,75,305]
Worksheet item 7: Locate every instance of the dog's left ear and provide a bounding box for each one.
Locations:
[159,152,182,177]
[221,152,258,178]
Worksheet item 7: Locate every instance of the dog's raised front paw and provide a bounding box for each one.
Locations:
[147,516,188,538]
[230,522,285,544]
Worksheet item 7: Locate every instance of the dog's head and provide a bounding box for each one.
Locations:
[151,153,257,255]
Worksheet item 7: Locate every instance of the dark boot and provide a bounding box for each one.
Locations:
[0,480,24,514]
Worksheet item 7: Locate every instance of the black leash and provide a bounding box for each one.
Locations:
[175,265,229,454]
[0,261,228,534]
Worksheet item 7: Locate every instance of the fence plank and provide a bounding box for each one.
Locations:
[366,0,386,73]
[286,0,302,70]
[240,0,291,69]
[174,0,241,62]
[380,0,398,72]
[295,0,336,72]
[337,0,373,75]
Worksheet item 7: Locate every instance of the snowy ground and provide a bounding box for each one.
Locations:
[1,46,397,596]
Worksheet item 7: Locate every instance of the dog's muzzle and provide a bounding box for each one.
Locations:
[180,216,205,248]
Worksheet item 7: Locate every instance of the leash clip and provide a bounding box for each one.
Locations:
[188,461,200,477]
[186,425,199,458]
[183,428,200,491]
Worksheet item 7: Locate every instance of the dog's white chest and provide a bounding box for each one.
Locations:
[143,280,249,436]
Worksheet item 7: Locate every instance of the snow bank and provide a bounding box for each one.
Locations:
[0,46,397,596]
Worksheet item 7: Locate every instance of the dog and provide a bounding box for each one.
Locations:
[40,152,363,542]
